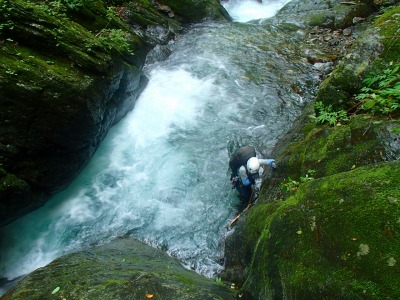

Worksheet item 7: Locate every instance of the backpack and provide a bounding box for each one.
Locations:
[229,146,256,176]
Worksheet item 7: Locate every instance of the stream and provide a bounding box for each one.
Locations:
[0,0,319,294]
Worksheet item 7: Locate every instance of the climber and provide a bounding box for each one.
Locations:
[229,146,276,203]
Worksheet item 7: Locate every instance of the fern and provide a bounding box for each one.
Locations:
[97,29,133,54]
[312,101,348,126]
[355,62,400,115]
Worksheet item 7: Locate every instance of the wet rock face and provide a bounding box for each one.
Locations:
[159,0,231,23]
[271,0,379,81]
[0,0,150,227]
[1,238,236,300]
[304,25,359,80]
[273,0,377,29]
[306,26,357,60]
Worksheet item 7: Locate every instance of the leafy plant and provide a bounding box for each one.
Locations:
[51,286,60,295]
[280,170,315,192]
[391,126,400,134]
[215,277,224,286]
[355,62,400,115]
[280,177,300,191]
[0,0,15,35]
[106,6,118,21]
[0,20,14,34]
[300,169,316,182]
[59,0,94,10]
[97,29,133,54]
[38,1,68,17]
[311,101,349,126]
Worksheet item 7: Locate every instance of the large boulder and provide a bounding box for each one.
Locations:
[158,0,231,23]
[237,161,400,299]
[1,238,236,300]
[272,0,377,29]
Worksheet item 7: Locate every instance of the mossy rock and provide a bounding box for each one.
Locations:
[314,5,400,110]
[0,27,135,211]
[373,5,400,64]
[241,160,400,299]
[313,26,383,110]
[124,0,180,29]
[158,0,231,23]
[274,0,377,29]
[1,238,236,300]
[275,115,400,181]
[222,201,284,285]
[0,168,34,226]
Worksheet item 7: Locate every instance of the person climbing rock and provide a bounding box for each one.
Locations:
[229,146,276,204]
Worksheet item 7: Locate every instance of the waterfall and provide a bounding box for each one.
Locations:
[0,0,318,294]
[222,0,292,23]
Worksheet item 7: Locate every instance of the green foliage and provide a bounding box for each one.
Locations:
[106,6,118,21]
[300,169,316,182]
[355,62,400,115]
[97,29,133,54]
[392,126,400,134]
[246,161,400,299]
[280,177,300,192]
[215,277,224,286]
[311,101,349,126]
[51,287,60,295]
[30,0,95,15]
[0,0,15,35]
[373,6,400,63]
[280,170,315,192]
[58,0,95,10]
[36,1,68,17]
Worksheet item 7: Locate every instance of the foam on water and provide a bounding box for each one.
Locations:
[222,0,292,23]
[0,67,232,282]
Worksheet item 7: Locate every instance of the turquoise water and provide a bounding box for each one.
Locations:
[0,0,318,294]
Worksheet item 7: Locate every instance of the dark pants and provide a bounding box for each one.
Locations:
[235,181,253,203]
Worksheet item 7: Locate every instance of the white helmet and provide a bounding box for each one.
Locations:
[247,157,260,174]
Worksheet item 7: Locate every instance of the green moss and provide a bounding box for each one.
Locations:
[315,63,362,109]
[237,4,400,299]
[0,42,92,94]
[124,0,180,30]
[173,274,195,286]
[302,121,317,136]
[1,0,146,70]
[240,196,300,298]
[308,13,330,27]
[277,115,400,181]
[374,6,400,64]
[0,169,28,192]
[243,160,400,299]
[158,0,230,23]
[102,278,126,288]
[2,239,237,299]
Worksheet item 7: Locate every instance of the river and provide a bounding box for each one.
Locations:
[0,0,318,294]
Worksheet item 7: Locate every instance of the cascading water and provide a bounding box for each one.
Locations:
[0,0,319,295]
[222,0,292,23]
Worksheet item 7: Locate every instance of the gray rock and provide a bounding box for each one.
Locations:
[271,0,376,29]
